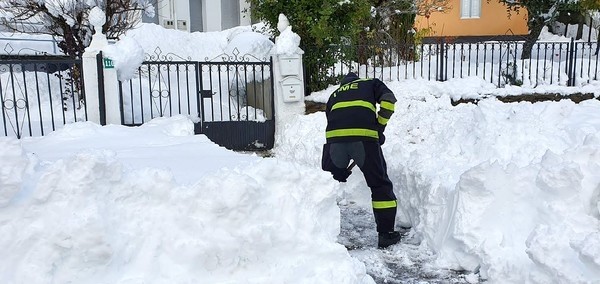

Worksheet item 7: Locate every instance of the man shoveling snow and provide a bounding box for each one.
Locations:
[321,72,406,249]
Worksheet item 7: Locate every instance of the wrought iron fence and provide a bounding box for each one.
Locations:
[305,39,600,93]
[118,55,200,125]
[198,59,274,123]
[1,36,60,55]
[118,48,274,126]
[0,54,86,138]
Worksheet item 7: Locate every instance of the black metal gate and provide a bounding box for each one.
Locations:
[118,48,274,151]
[1,53,86,138]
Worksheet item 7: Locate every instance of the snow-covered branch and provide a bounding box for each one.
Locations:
[0,0,155,58]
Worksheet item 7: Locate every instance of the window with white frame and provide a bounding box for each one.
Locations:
[461,0,481,18]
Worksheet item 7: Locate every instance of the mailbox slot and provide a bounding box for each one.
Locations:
[281,76,302,102]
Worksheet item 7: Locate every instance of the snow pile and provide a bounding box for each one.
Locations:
[538,26,572,42]
[224,31,273,61]
[273,26,302,56]
[123,23,271,62]
[273,12,302,57]
[0,117,373,283]
[0,138,28,206]
[432,137,600,282]
[103,36,145,81]
[21,115,258,185]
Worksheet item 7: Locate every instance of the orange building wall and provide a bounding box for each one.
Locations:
[415,0,529,37]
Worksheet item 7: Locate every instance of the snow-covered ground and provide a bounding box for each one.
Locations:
[1,21,600,283]
[301,79,600,283]
[3,76,600,283]
[1,116,371,283]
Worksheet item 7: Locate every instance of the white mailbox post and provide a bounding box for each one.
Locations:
[271,14,306,147]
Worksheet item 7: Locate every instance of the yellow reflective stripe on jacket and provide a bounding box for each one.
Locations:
[380,101,395,112]
[377,116,389,125]
[331,100,376,113]
[372,200,397,209]
[326,128,379,139]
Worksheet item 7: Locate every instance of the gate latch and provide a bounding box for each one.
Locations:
[200,90,214,98]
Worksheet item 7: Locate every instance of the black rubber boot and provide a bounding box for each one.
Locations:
[378,231,403,249]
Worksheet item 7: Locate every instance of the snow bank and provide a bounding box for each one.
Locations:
[103,37,145,81]
[307,77,600,104]
[0,137,28,206]
[289,90,600,283]
[389,97,600,283]
[0,117,373,283]
[123,23,270,62]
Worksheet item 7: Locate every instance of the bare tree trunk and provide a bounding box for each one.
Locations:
[521,19,545,59]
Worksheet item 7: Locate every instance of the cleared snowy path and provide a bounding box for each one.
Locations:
[338,203,471,283]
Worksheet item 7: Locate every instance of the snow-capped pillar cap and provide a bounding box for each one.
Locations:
[86,7,108,53]
[277,14,289,33]
[272,14,303,56]
[89,7,106,33]
[272,26,303,55]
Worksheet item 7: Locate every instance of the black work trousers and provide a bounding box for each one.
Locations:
[322,141,397,232]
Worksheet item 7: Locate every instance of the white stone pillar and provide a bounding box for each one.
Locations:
[82,7,106,125]
[271,14,305,147]
[82,7,122,125]
[102,62,121,125]
[82,54,101,124]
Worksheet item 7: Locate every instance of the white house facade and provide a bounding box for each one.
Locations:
[144,0,252,32]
